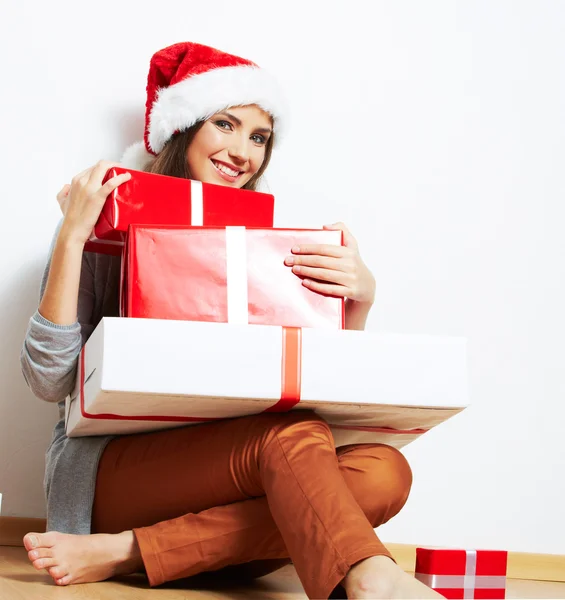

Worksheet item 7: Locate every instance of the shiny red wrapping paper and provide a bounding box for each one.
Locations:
[121,225,344,329]
[84,168,274,255]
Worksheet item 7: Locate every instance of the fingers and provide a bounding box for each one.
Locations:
[99,171,131,198]
[285,247,356,285]
[292,265,351,286]
[88,161,130,201]
[68,161,130,205]
[87,160,123,186]
[290,243,349,259]
[69,160,131,196]
[294,224,359,256]
[285,253,344,269]
[70,167,92,189]
[68,161,122,191]
[285,252,355,276]
[323,221,350,233]
[301,278,349,298]
[323,222,358,250]
[287,224,374,304]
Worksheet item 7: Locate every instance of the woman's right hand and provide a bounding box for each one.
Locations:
[57,160,131,245]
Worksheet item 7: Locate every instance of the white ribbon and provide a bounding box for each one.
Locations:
[464,549,477,598]
[190,180,204,225]
[225,227,249,325]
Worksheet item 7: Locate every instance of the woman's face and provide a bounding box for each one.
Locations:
[186,105,273,188]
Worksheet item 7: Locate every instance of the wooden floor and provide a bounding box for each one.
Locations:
[1,546,565,599]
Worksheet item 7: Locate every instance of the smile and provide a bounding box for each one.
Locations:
[211,160,244,182]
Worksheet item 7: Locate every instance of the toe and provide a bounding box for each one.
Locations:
[28,547,52,562]
[24,531,57,551]
[55,574,72,586]
[48,566,68,581]
[32,557,58,571]
[23,533,41,551]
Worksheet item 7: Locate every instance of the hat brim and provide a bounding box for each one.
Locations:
[148,65,288,154]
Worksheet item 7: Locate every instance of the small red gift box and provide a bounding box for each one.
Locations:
[415,548,508,599]
[84,168,274,255]
[120,225,344,329]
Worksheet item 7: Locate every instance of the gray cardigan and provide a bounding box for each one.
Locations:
[20,221,120,533]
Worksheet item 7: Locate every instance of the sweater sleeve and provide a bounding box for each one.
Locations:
[20,221,96,403]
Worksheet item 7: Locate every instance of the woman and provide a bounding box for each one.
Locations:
[20,41,443,599]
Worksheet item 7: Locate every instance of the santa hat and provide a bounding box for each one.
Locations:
[121,42,288,171]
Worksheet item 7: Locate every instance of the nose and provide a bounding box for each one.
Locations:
[228,134,250,164]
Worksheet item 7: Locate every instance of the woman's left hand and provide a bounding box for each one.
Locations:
[284,222,376,304]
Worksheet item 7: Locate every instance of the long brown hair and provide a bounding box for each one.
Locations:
[145,117,274,191]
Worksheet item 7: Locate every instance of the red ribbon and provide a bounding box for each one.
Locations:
[264,327,302,412]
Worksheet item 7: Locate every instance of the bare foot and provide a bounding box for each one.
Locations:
[23,530,143,586]
[344,555,445,599]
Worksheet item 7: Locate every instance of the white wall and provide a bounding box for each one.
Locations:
[1,0,563,555]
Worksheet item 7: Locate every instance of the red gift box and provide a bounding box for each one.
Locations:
[121,225,344,329]
[415,548,508,599]
[84,168,274,255]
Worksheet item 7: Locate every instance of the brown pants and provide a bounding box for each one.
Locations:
[91,411,412,599]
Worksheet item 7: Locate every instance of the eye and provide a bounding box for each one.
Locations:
[251,134,267,145]
[214,120,233,131]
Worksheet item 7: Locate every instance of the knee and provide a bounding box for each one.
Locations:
[383,445,413,503]
[264,410,333,444]
[344,444,413,526]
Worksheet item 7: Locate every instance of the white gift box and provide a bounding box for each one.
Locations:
[66,318,468,447]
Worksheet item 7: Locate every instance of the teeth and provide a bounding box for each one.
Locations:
[213,161,239,177]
